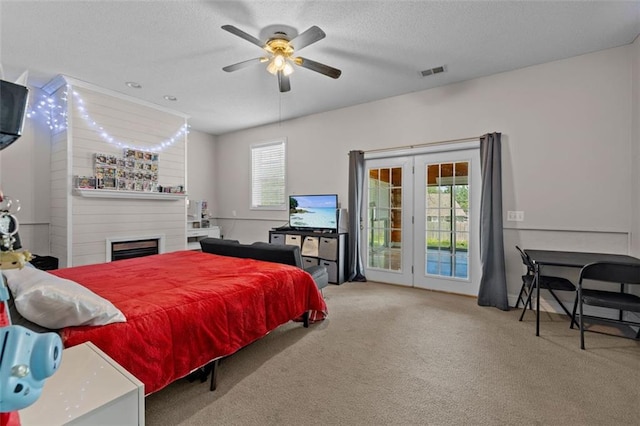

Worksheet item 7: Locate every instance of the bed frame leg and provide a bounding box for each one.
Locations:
[209,358,219,391]
[303,311,310,328]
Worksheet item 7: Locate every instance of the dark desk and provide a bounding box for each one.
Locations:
[524,249,640,336]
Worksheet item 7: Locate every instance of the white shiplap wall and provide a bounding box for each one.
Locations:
[51,79,188,267]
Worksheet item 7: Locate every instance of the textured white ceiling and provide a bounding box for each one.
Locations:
[1,1,639,135]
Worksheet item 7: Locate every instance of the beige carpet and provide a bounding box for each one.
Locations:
[145,282,640,425]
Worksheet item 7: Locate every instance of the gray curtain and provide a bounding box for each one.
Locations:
[477,132,509,310]
[348,150,366,281]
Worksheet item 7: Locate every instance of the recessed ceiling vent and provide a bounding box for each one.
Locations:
[421,65,446,77]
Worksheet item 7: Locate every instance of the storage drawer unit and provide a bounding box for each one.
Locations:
[270,233,285,245]
[320,260,341,284]
[302,256,319,267]
[285,234,302,248]
[301,236,320,257]
[319,237,338,261]
[269,230,348,284]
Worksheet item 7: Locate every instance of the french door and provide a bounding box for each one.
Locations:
[363,145,481,296]
[363,156,414,285]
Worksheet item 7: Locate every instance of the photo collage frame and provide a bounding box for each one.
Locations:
[75,149,160,192]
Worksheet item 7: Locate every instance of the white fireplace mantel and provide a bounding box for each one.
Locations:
[74,189,186,200]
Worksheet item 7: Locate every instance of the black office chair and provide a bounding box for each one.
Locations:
[515,246,576,321]
[570,261,640,350]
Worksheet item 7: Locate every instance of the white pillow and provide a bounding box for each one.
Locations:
[3,267,126,329]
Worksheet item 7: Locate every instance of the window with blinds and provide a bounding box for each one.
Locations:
[251,140,286,210]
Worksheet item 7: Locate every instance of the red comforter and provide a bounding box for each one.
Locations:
[51,251,327,394]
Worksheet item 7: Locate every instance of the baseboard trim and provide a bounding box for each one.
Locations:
[509,293,639,323]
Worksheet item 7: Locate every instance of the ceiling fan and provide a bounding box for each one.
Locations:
[221,25,342,93]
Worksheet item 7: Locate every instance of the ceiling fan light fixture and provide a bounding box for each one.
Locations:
[273,54,285,69]
[266,59,279,75]
[266,54,294,75]
[221,24,341,91]
[282,62,294,76]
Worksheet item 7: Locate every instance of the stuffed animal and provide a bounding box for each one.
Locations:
[0,250,32,270]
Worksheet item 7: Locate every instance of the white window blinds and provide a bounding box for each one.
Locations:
[251,140,286,209]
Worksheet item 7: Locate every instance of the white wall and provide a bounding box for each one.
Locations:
[631,35,640,256]
[186,129,216,220]
[0,86,52,255]
[215,45,635,305]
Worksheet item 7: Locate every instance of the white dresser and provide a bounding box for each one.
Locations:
[19,342,144,426]
[187,225,221,250]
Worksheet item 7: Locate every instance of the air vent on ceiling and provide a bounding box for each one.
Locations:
[421,65,446,77]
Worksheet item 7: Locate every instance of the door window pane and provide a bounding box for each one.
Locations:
[368,166,403,272]
[425,161,469,279]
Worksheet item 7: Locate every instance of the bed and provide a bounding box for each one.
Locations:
[5,250,327,395]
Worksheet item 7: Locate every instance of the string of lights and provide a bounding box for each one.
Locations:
[26,92,67,132]
[26,86,188,152]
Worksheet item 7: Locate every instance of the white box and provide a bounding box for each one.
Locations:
[301,236,320,256]
[303,256,319,267]
[321,260,339,283]
[285,234,302,248]
[319,237,338,261]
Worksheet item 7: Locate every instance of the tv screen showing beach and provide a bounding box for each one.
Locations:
[289,194,337,230]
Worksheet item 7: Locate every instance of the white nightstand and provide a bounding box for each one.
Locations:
[19,342,144,426]
[187,225,221,250]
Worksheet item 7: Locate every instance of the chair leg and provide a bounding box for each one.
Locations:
[519,285,534,321]
[579,293,586,350]
[528,287,534,310]
[570,293,579,329]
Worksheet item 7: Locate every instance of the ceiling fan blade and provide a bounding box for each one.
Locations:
[278,71,291,93]
[289,26,326,51]
[294,57,342,79]
[222,57,267,72]
[221,25,263,48]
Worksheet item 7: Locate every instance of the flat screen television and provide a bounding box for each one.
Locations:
[0,80,29,151]
[289,194,338,232]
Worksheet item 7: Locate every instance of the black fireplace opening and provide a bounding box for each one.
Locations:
[111,239,159,261]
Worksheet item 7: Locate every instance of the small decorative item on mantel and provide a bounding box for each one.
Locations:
[157,185,185,194]
[74,176,97,189]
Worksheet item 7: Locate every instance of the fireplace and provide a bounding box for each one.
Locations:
[106,234,165,262]
[111,239,159,261]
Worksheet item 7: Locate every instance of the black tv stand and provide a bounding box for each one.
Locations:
[274,226,337,233]
[269,229,348,284]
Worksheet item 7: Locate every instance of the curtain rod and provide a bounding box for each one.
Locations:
[362,135,483,154]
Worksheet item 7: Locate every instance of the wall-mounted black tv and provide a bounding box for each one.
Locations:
[0,80,29,151]
[289,194,338,232]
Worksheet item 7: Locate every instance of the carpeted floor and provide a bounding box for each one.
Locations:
[145,281,640,425]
